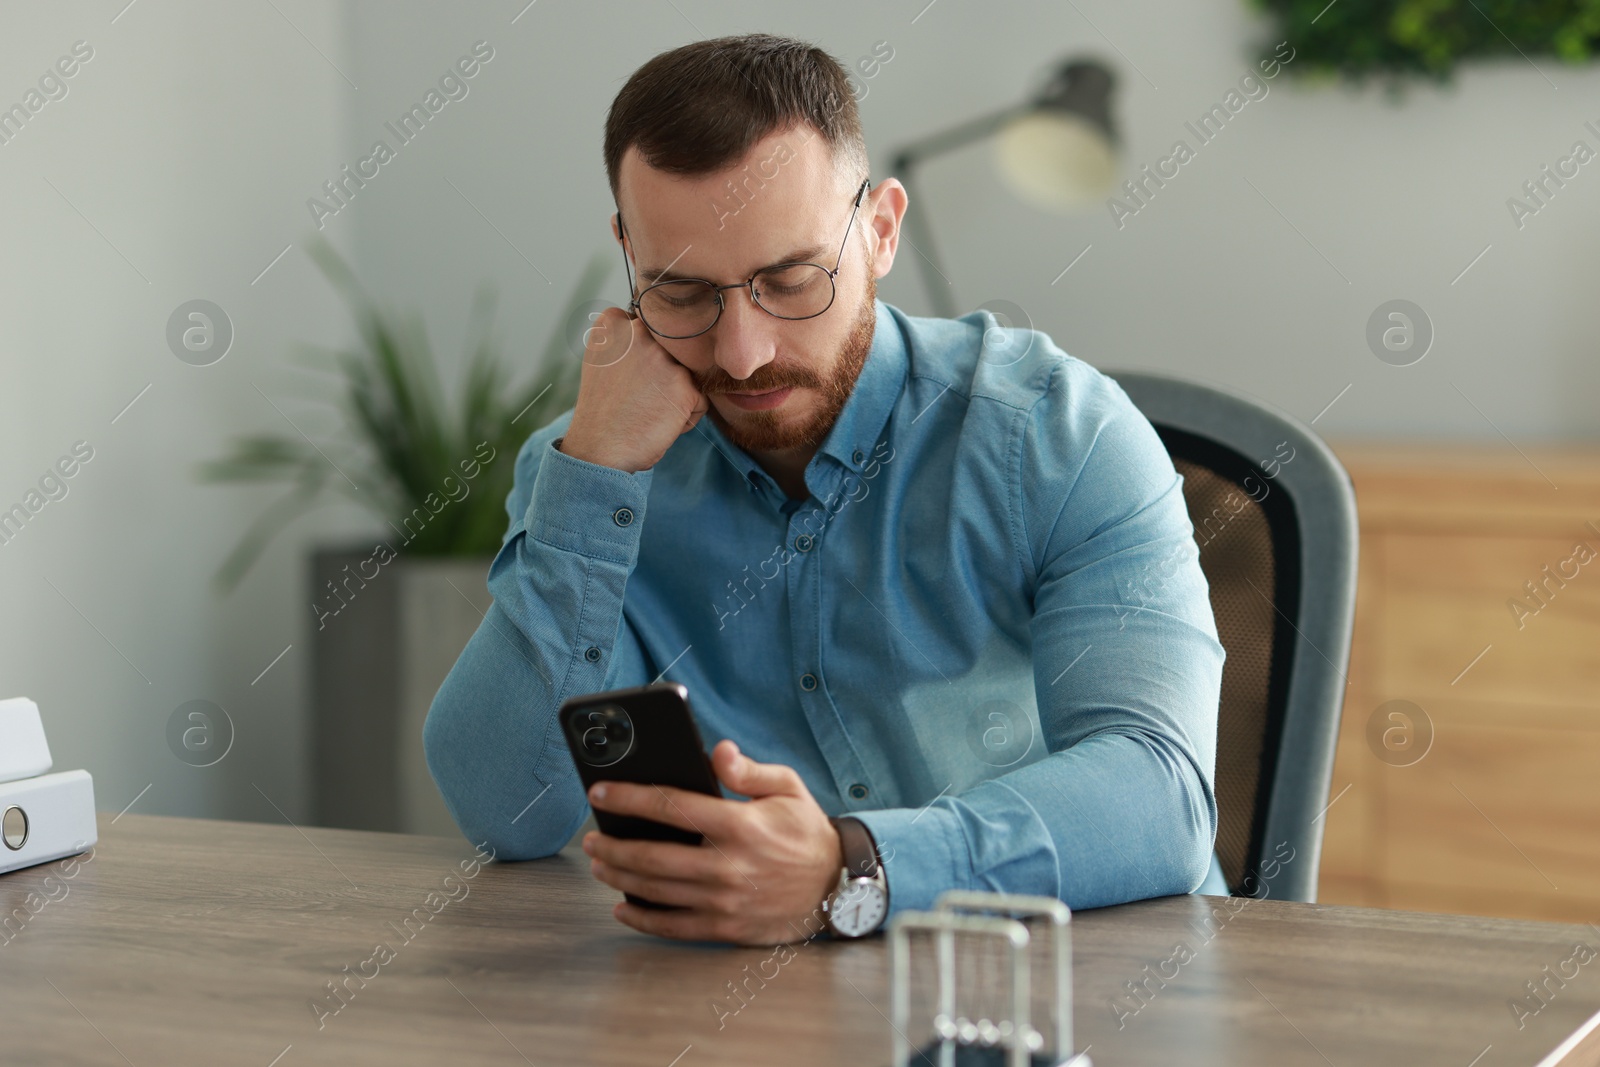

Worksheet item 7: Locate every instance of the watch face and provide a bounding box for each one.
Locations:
[830,879,888,937]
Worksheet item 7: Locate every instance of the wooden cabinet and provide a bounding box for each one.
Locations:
[1317,442,1600,922]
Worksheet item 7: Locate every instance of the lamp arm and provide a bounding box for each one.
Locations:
[896,169,957,320]
[888,103,1032,320]
[889,103,1033,174]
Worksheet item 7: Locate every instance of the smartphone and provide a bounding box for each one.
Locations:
[558,681,724,909]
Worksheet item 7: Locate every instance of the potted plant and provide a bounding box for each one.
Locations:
[199,237,607,834]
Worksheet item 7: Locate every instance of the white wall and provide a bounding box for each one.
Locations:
[0,0,363,824]
[3,0,1595,826]
[343,0,1600,442]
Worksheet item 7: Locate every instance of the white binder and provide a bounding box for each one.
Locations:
[0,696,53,784]
[0,696,97,876]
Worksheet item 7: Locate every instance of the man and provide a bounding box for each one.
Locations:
[424,32,1225,946]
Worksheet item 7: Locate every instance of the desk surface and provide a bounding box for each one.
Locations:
[3,813,1598,1066]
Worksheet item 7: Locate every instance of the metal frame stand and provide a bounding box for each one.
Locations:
[888,891,1091,1067]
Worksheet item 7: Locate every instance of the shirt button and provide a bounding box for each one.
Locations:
[584,646,601,662]
[851,448,865,465]
[612,507,634,527]
[794,533,813,552]
[848,783,869,800]
[800,673,818,691]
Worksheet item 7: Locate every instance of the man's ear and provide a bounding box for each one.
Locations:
[610,211,623,244]
[863,178,908,281]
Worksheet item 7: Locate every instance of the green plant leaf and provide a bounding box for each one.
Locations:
[1249,0,1600,90]
[200,236,609,588]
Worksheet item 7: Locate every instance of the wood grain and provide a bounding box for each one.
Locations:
[1319,441,1600,925]
[2,814,1598,1066]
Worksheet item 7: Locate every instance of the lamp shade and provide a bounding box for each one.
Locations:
[995,58,1118,213]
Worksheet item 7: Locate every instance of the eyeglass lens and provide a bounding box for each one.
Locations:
[637,263,835,338]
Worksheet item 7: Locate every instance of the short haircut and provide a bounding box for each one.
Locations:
[603,33,870,204]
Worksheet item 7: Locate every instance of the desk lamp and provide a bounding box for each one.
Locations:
[888,58,1118,318]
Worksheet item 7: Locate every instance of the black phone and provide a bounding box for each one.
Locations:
[558,681,724,909]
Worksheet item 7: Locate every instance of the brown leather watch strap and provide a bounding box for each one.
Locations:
[831,815,879,879]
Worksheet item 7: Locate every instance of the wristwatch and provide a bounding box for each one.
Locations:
[822,816,889,938]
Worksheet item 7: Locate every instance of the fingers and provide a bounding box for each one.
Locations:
[582,831,738,884]
[579,307,638,368]
[588,859,719,910]
[712,739,807,800]
[581,752,838,945]
[681,391,709,433]
[589,781,738,839]
[613,900,754,944]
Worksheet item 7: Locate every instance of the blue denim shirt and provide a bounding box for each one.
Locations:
[424,298,1226,917]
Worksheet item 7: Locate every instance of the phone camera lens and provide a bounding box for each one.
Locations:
[573,705,633,767]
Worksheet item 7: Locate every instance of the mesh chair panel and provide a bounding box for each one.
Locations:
[1113,370,1350,904]
[1171,457,1281,892]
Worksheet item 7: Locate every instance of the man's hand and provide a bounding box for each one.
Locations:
[582,740,844,945]
[559,307,708,473]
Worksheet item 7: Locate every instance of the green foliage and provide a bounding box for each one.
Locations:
[199,238,606,592]
[1248,0,1600,90]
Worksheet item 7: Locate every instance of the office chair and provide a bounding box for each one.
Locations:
[1109,371,1359,903]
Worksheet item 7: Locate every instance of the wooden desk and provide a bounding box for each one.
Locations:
[3,814,1598,1066]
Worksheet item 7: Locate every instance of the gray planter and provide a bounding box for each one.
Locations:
[310,546,494,836]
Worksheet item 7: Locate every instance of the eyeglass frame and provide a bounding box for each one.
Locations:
[614,176,872,339]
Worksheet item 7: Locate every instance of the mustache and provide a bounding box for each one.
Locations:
[696,363,820,394]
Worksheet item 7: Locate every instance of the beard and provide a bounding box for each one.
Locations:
[698,269,877,454]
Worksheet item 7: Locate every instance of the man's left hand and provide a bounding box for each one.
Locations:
[582,739,843,944]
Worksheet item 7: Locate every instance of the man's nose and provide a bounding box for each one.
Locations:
[711,287,778,382]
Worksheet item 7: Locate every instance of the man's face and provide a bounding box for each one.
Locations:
[614,127,881,454]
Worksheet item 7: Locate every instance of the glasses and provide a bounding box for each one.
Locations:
[615,177,871,339]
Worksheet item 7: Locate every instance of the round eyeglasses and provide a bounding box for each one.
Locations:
[615,177,870,340]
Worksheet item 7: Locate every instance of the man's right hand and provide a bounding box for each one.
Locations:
[558,307,709,473]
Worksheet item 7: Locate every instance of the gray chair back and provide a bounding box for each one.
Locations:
[1110,371,1359,902]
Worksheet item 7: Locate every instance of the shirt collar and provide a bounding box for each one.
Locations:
[816,297,907,472]
[700,297,908,486]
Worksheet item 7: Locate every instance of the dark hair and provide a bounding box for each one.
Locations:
[603,33,869,204]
